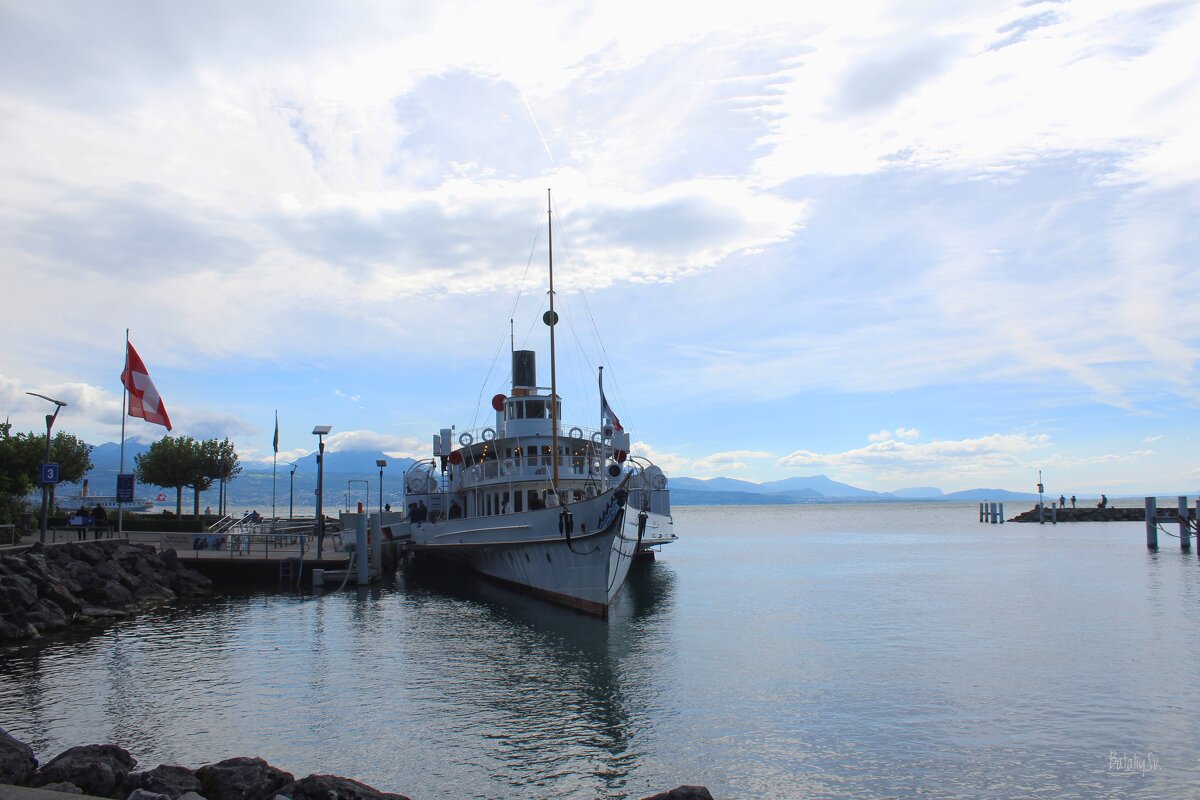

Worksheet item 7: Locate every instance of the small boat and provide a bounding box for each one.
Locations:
[397,194,673,617]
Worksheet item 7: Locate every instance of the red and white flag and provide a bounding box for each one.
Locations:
[599,376,623,433]
[121,342,172,430]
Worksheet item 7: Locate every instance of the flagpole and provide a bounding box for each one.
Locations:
[272,410,278,521]
[118,329,129,536]
[598,365,605,485]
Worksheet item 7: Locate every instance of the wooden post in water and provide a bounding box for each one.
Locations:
[1179,496,1190,551]
[979,502,985,522]
[999,502,1005,523]
[1145,497,1157,550]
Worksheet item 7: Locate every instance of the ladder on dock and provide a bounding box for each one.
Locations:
[279,556,302,586]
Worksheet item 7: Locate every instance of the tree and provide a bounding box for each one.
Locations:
[135,435,198,515]
[135,435,240,517]
[212,438,242,516]
[0,424,93,520]
[0,421,34,525]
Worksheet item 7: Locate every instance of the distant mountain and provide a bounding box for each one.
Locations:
[674,474,889,498]
[757,475,890,498]
[89,441,149,468]
[893,487,944,498]
[671,489,802,506]
[243,449,417,475]
[942,488,1040,501]
[670,477,763,493]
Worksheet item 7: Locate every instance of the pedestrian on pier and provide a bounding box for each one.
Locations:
[1059,494,1066,508]
[1098,494,1108,508]
[1071,495,1076,509]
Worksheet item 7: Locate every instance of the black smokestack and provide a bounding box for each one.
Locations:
[513,350,536,390]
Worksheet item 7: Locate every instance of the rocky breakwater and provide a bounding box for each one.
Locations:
[1009,506,1147,523]
[0,728,714,800]
[0,540,211,642]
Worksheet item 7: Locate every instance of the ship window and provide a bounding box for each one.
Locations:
[526,399,545,419]
[514,492,523,512]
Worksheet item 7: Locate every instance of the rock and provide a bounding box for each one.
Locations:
[83,579,136,608]
[126,790,172,800]
[640,787,715,800]
[43,577,84,613]
[0,573,39,609]
[40,782,84,794]
[178,792,209,800]
[196,757,294,800]
[33,744,137,798]
[122,764,203,799]
[0,726,38,785]
[276,775,412,800]
[133,582,177,604]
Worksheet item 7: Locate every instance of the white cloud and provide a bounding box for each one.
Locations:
[778,432,1050,476]
[631,440,772,477]
[895,427,920,440]
[325,430,426,459]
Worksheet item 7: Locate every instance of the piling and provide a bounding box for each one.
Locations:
[999,502,1005,523]
[369,513,383,572]
[1145,497,1158,550]
[356,514,368,585]
[1179,496,1191,551]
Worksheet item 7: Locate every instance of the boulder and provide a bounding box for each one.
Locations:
[196,757,294,800]
[0,573,39,609]
[43,576,84,611]
[122,764,203,799]
[133,582,177,604]
[33,744,137,798]
[177,792,208,800]
[276,774,412,800]
[640,787,715,800]
[126,790,172,800]
[0,726,38,785]
[40,782,84,794]
[83,579,136,608]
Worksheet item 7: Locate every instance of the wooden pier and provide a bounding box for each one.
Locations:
[1145,496,1200,551]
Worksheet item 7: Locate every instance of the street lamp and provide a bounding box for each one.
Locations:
[27,392,67,543]
[287,462,298,520]
[376,459,387,515]
[313,425,332,557]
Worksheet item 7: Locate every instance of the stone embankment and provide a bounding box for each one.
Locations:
[0,729,713,800]
[0,540,211,642]
[1008,506,1181,523]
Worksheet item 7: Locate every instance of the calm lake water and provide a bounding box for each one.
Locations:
[3,503,1199,799]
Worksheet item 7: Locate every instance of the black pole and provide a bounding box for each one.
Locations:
[316,439,325,558]
[289,467,296,520]
[39,414,53,542]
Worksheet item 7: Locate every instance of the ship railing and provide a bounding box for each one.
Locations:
[452,423,607,449]
[178,527,324,559]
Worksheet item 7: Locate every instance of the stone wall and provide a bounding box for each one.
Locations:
[0,541,211,642]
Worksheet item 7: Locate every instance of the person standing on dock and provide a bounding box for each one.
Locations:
[1098,494,1108,508]
[1071,495,1076,509]
[1059,494,1066,508]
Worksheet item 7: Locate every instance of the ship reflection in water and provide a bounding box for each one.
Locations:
[0,557,680,800]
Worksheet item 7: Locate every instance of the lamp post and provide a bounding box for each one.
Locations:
[287,462,298,520]
[26,392,67,543]
[313,425,331,557]
[376,459,387,515]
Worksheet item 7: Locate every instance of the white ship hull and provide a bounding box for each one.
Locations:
[402,485,666,616]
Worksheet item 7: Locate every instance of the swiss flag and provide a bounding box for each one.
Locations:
[121,342,172,430]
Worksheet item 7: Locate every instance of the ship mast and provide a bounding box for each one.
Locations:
[548,188,559,490]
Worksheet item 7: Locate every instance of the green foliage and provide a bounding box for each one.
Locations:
[135,435,242,516]
[0,421,93,525]
[0,421,33,525]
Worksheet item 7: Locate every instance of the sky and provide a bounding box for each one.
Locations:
[1,0,1197,496]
